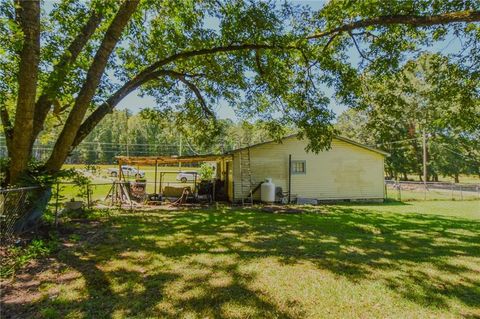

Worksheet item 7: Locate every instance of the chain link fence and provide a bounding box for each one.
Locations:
[0,186,44,240]
[385,180,480,201]
[3,179,478,240]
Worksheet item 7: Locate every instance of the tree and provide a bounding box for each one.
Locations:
[336,53,480,181]
[1,0,479,185]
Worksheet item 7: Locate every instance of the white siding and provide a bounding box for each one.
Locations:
[233,137,385,201]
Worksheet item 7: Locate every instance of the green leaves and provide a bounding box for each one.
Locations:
[2,0,479,180]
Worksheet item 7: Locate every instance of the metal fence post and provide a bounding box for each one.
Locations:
[397,181,401,201]
[460,185,463,201]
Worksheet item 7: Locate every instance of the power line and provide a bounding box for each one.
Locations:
[368,137,422,148]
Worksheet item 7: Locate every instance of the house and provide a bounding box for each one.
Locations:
[115,134,387,204]
[226,134,388,203]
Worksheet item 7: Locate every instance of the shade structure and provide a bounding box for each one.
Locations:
[115,154,232,166]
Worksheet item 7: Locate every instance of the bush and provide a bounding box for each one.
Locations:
[198,163,215,180]
[0,237,59,278]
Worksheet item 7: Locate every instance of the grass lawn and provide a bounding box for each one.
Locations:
[2,201,479,318]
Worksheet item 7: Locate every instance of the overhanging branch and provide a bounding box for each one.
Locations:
[161,70,214,118]
[307,10,480,40]
[72,43,299,147]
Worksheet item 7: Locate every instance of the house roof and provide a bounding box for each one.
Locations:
[228,134,389,156]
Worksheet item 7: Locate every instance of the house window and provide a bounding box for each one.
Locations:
[291,160,306,174]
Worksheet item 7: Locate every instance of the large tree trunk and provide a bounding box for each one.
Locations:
[8,0,41,184]
[44,0,139,173]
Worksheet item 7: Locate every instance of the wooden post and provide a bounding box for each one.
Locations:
[118,159,122,181]
[160,172,164,195]
[194,173,197,197]
[154,159,158,194]
[212,179,216,202]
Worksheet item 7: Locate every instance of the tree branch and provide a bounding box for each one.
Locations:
[348,31,374,63]
[72,43,299,147]
[162,70,214,118]
[307,10,480,40]
[142,43,298,78]
[322,33,338,52]
[45,0,139,172]
[255,50,265,76]
[32,10,103,145]
[68,11,480,153]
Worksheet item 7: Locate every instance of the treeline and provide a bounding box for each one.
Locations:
[52,111,293,164]
[336,54,479,183]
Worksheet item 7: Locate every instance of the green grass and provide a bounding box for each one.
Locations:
[3,201,479,318]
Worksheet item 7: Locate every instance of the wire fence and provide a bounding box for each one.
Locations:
[385,180,480,201]
[0,186,43,240]
[2,179,478,241]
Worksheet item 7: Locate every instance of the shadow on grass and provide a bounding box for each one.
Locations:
[3,204,480,318]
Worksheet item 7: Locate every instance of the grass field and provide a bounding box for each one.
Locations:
[2,201,479,318]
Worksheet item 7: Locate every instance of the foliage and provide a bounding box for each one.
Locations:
[0,237,59,278]
[198,162,215,180]
[1,0,479,184]
[336,54,480,181]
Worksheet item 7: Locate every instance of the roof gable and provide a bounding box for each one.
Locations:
[229,134,389,156]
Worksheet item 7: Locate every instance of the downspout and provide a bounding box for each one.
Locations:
[288,154,292,204]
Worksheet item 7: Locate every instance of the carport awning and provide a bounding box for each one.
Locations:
[115,154,232,165]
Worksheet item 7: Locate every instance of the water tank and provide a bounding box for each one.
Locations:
[261,178,275,203]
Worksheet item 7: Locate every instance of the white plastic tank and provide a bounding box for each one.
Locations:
[261,178,275,203]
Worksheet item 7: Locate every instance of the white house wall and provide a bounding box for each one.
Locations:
[233,136,385,201]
